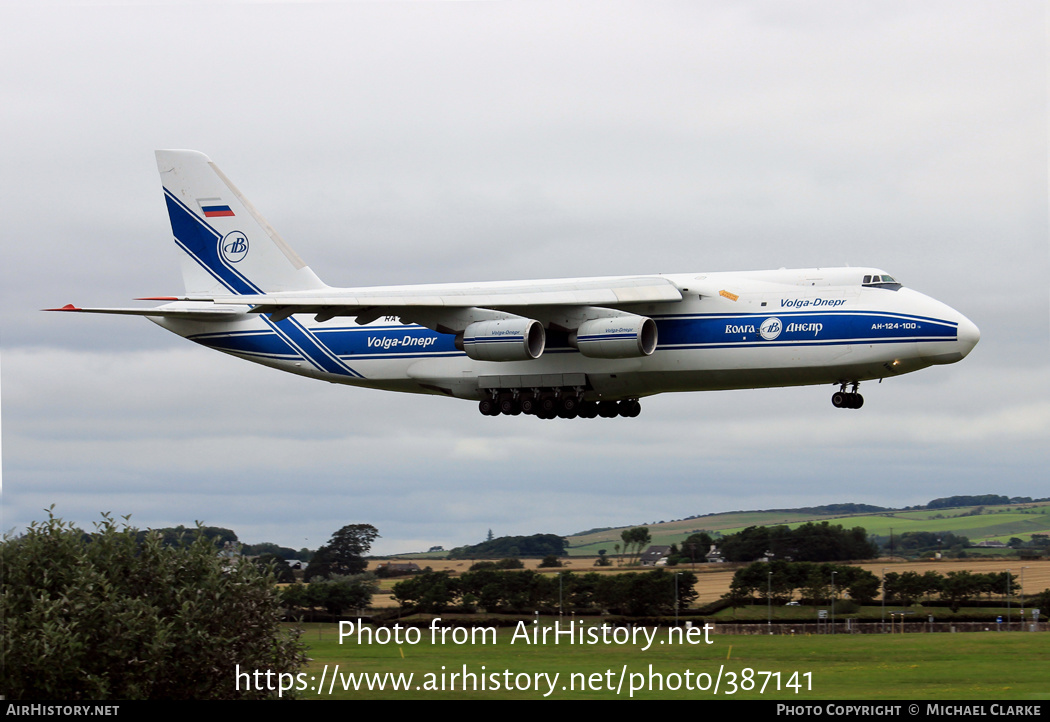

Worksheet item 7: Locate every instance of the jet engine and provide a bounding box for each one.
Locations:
[570,315,657,359]
[456,318,546,361]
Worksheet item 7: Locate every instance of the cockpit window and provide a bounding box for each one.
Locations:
[862,274,902,290]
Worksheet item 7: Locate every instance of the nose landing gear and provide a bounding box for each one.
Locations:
[832,382,864,409]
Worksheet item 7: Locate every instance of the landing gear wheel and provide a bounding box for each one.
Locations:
[539,393,557,416]
[520,395,536,415]
[617,400,638,417]
[578,401,599,418]
[479,399,497,416]
[597,401,619,418]
[499,397,520,415]
[832,390,864,409]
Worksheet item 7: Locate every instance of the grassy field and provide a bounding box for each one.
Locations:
[389,502,1049,559]
[561,501,1050,555]
[295,622,1050,700]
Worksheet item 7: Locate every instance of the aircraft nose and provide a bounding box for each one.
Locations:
[956,314,980,358]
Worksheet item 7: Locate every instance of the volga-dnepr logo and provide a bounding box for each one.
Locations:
[220,231,249,263]
[759,317,782,341]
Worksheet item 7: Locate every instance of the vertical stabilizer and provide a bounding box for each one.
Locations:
[155,150,327,296]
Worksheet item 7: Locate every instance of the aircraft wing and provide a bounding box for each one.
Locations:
[206,275,685,323]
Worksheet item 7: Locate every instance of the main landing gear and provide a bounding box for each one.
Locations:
[832,382,864,409]
[478,389,641,419]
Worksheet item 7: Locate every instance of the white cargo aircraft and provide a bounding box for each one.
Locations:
[50,150,979,418]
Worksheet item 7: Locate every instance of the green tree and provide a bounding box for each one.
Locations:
[680,532,714,566]
[845,569,881,605]
[719,526,772,562]
[447,534,566,559]
[620,527,651,565]
[888,571,928,606]
[0,511,306,700]
[253,553,295,583]
[470,558,524,571]
[305,574,377,615]
[392,571,458,613]
[802,567,831,605]
[720,522,878,563]
[305,523,379,580]
[941,571,979,612]
[595,570,697,616]
[242,541,298,558]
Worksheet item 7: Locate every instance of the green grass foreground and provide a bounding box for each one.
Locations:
[291,621,1050,700]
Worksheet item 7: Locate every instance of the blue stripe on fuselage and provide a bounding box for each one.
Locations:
[654,310,956,349]
[189,310,955,371]
[186,305,958,381]
[189,324,457,374]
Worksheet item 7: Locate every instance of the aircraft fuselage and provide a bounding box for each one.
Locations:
[152,266,979,404]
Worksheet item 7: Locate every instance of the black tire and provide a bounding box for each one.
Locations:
[479,399,496,416]
[832,392,847,408]
[500,397,519,415]
[579,401,599,418]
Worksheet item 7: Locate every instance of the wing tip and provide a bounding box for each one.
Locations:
[43,304,81,312]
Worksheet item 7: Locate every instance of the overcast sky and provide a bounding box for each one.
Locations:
[2,1,1046,555]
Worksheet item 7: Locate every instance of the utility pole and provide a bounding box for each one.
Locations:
[831,570,837,635]
[768,571,773,632]
[881,567,887,633]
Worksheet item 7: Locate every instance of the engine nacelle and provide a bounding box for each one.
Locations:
[456,318,546,361]
[570,315,657,359]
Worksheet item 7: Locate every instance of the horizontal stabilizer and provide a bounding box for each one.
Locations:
[44,304,246,320]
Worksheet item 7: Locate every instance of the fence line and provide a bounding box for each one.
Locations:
[710,620,1046,635]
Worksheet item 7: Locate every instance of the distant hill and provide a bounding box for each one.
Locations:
[764,503,890,515]
[922,495,1038,509]
[564,498,1050,557]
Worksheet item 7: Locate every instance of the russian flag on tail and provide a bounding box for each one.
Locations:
[198,197,235,217]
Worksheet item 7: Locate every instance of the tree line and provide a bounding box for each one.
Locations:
[392,568,699,616]
[446,533,567,559]
[717,521,878,562]
[725,561,881,607]
[725,561,1042,614]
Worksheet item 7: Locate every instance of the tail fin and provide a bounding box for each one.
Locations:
[155,150,327,296]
